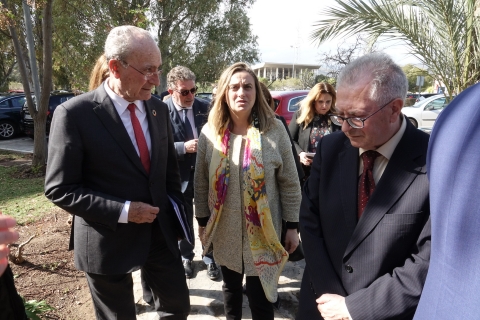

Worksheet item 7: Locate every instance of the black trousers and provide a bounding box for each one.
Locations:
[0,265,27,320]
[85,221,190,320]
[221,266,274,320]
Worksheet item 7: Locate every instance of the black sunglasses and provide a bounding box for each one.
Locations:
[174,86,198,97]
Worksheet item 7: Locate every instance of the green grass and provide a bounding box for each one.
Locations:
[0,152,54,225]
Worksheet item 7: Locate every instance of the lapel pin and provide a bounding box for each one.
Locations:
[152,110,157,116]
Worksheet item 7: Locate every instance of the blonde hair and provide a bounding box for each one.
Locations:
[207,62,275,135]
[89,54,109,91]
[297,82,336,129]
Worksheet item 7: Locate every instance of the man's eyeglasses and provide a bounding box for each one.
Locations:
[122,61,162,79]
[173,87,198,97]
[328,98,396,129]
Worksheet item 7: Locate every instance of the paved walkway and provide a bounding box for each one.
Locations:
[133,218,304,319]
[0,137,305,319]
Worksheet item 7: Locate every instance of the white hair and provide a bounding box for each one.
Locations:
[337,52,408,106]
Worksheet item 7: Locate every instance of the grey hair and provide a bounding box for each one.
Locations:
[337,52,408,106]
[167,66,196,89]
[104,25,155,62]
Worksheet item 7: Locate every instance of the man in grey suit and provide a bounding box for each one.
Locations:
[45,25,190,319]
[297,53,431,320]
[164,66,219,280]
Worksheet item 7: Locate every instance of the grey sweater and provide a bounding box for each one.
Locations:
[194,119,301,275]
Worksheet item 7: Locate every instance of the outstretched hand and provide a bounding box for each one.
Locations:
[0,212,19,276]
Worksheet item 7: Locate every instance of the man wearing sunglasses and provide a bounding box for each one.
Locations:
[297,53,431,320]
[164,66,219,281]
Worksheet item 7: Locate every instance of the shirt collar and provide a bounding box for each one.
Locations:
[359,115,406,160]
[171,98,193,112]
[104,79,145,114]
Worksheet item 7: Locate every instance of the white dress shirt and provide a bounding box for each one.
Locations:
[104,80,152,223]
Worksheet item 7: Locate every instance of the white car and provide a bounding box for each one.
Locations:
[402,94,449,129]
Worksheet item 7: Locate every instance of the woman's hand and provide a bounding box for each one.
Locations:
[284,229,299,254]
[299,152,313,166]
[198,226,206,246]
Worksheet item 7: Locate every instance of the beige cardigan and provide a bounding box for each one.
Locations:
[194,119,301,276]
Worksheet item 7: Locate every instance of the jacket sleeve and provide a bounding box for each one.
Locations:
[288,111,304,155]
[44,105,125,231]
[193,127,211,220]
[300,141,348,296]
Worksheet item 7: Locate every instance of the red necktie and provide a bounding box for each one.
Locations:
[127,103,150,174]
[358,150,380,218]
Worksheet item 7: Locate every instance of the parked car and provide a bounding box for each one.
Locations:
[20,92,77,137]
[196,92,213,101]
[402,94,449,129]
[0,94,27,139]
[271,90,309,124]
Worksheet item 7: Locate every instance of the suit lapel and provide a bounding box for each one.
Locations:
[338,141,360,241]
[145,100,161,178]
[167,99,186,140]
[93,95,147,176]
[344,122,426,257]
[192,100,205,136]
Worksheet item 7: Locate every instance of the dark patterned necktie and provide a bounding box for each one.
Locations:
[127,103,150,173]
[358,150,380,218]
[183,109,195,141]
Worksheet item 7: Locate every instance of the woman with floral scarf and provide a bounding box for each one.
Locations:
[194,62,301,319]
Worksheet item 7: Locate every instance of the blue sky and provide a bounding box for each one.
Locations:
[247,0,421,67]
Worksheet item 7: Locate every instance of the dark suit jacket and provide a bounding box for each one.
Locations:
[45,85,184,275]
[165,97,209,192]
[414,83,480,319]
[288,110,341,155]
[298,118,431,320]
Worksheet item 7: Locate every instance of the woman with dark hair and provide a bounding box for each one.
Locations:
[288,82,340,181]
[194,62,301,319]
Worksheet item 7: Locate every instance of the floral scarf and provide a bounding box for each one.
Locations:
[203,124,288,302]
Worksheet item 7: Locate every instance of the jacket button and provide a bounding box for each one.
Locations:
[345,264,353,273]
[150,182,154,187]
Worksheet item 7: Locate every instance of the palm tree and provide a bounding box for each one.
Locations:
[311,0,480,99]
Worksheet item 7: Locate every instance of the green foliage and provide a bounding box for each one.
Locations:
[22,297,55,320]
[402,64,434,92]
[270,78,303,91]
[310,0,480,99]
[152,0,259,90]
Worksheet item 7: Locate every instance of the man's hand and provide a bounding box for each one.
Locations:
[299,152,313,166]
[128,202,159,224]
[317,294,351,320]
[283,228,299,253]
[0,212,19,276]
[185,139,198,153]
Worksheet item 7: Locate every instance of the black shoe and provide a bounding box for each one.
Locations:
[206,263,220,280]
[183,260,193,279]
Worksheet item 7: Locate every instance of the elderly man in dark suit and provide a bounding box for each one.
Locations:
[45,25,190,319]
[164,66,219,280]
[297,52,431,320]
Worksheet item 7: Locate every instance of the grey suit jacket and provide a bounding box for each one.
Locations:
[165,97,209,192]
[45,85,184,275]
[298,117,431,320]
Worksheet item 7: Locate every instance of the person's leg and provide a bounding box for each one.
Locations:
[140,270,154,306]
[179,177,195,277]
[221,266,244,320]
[245,276,274,320]
[85,272,136,320]
[143,221,190,320]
